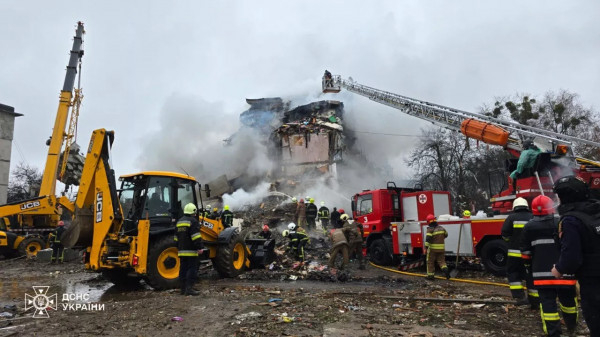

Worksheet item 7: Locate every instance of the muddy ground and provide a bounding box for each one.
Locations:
[0,254,591,337]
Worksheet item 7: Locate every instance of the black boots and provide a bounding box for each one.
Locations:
[185,288,200,296]
[443,268,450,280]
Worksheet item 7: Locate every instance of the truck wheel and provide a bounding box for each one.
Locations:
[212,231,247,278]
[369,238,393,266]
[145,236,180,290]
[18,236,46,257]
[102,269,140,287]
[481,239,507,276]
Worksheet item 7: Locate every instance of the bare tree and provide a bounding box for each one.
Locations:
[7,163,42,203]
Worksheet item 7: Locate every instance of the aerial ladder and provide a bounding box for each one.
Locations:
[322,72,600,212]
[0,22,85,257]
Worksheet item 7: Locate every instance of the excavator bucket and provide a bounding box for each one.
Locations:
[322,75,341,93]
[245,237,276,268]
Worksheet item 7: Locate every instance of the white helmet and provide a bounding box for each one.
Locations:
[288,223,297,231]
[305,196,310,201]
[321,201,325,206]
[513,197,529,210]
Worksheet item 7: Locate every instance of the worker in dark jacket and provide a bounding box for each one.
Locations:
[551,176,600,336]
[50,221,66,263]
[521,195,577,337]
[174,203,204,296]
[424,214,449,280]
[501,197,537,306]
[221,205,233,228]
[208,207,219,220]
[259,224,272,240]
[283,223,309,262]
[318,202,330,230]
[305,198,318,231]
[341,214,365,269]
[331,207,341,229]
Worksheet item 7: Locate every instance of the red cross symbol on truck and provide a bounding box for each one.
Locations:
[418,194,427,204]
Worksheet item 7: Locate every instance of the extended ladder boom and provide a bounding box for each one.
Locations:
[323,74,600,151]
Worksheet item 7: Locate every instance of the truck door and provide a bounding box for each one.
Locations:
[355,194,374,235]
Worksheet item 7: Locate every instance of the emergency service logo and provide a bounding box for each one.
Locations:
[24,286,57,318]
[24,286,105,318]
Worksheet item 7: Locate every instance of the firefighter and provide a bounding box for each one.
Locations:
[208,207,219,220]
[305,198,318,231]
[295,226,310,262]
[259,224,272,240]
[295,199,306,228]
[328,228,349,269]
[341,214,365,269]
[551,176,600,337]
[510,139,541,193]
[291,197,297,204]
[424,214,450,280]
[221,205,233,228]
[337,209,346,228]
[462,210,471,219]
[50,221,66,263]
[203,205,211,218]
[501,197,537,307]
[318,201,330,231]
[174,203,204,296]
[331,207,341,229]
[521,195,577,337]
[283,224,309,262]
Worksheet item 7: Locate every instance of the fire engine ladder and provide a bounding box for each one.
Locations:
[322,74,600,153]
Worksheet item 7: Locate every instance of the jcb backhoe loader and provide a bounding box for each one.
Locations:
[61,129,274,289]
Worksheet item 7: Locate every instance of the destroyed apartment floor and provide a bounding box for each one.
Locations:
[0,256,591,336]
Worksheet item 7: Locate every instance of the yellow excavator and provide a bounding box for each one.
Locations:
[0,22,84,257]
[60,128,272,289]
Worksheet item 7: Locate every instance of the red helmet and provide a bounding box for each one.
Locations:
[426,214,436,224]
[58,221,65,227]
[299,199,305,203]
[531,195,555,216]
[262,224,269,231]
[339,208,345,214]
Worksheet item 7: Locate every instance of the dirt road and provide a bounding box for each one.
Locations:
[0,257,590,336]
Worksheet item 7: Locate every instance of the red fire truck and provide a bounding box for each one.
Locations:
[325,72,600,274]
[352,182,507,274]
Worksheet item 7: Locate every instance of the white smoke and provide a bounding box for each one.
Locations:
[222,182,271,211]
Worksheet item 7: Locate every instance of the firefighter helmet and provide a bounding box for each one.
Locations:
[339,208,345,214]
[309,198,315,203]
[299,199,305,203]
[183,203,197,215]
[263,224,269,231]
[282,230,289,237]
[213,207,218,212]
[58,221,65,227]
[553,175,590,204]
[206,204,211,210]
[292,197,297,203]
[531,195,555,215]
[512,197,529,210]
[224,205,230,211]
[340,214,349,221]
[463,210,471,218]
[306,196,310,201]
[321,201,325,206]
[288,223,297,231]
[426,214,436,224]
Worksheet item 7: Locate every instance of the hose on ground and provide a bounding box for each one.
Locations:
[369,262,509,288]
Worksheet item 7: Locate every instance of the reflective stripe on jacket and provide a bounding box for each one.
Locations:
[521,215,576,288]
[425,223,447,252]
[174,215,203,257]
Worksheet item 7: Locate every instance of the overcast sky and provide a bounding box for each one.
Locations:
[2,1,599,186]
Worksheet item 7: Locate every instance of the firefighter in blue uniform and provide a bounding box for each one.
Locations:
[174,203,204,296]
[551,176,600,337]
[501,197,537,307]
[318,201,330,231]
[521,195,577,337]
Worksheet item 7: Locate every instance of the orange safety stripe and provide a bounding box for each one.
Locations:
[534,279,577,286]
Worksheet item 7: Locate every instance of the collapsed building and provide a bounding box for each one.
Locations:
[209,98,348,199]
